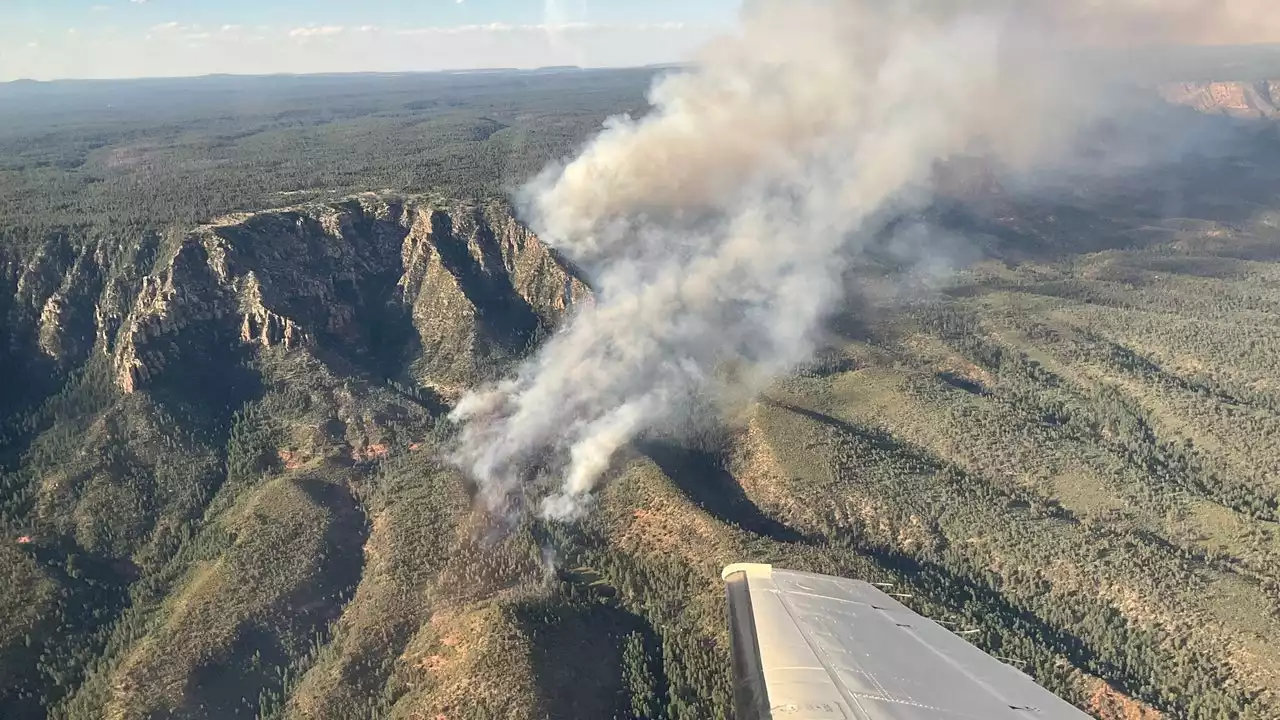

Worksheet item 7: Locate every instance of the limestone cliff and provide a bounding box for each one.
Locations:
[3,235,105,371]
[1159,80,1280,119]
[398,201,591,396]
[106,195,589,396]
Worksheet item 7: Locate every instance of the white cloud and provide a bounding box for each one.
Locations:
[395,23,595,36]
[289,26,345,38]
[90,5,111,12]
[389,22,690,37]
[148,21,203,34]
[144,21,211,44]
[638,22,687,31]
[130,0,149,4]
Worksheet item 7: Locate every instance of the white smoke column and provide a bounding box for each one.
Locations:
[449,0,1277,520]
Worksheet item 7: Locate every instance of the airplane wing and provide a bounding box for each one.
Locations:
[722,563,1094,720]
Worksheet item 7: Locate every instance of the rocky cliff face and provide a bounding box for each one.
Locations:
[3,236,105,370]
[2,195,589,407]
[1160,80,1280,119]
[109,195,589,397]
[397,199,591,396]
[0,234,125,435]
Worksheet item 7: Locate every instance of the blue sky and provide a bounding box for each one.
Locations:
[2,0,743,81]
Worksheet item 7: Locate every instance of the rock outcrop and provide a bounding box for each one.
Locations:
[398,202,590,395]
[1159,80,1280,119]
[3,236,105,371]
[107,194,589,396]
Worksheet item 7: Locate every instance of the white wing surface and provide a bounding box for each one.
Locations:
[723,563,1094,720]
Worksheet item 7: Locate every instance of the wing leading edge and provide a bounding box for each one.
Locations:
[722,563,1094,720]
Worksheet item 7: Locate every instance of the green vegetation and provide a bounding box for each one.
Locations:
[2,68,1280,720]
[0,70,655,236]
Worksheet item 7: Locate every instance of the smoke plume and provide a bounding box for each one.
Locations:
[448,0,1279,520]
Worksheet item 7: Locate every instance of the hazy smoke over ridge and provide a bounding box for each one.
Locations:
[1040,0,1280,46]
[448,0,1277,521]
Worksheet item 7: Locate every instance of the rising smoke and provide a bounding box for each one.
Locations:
[449,0,1279,521]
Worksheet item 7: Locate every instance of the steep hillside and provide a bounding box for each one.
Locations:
[0,196,604,720]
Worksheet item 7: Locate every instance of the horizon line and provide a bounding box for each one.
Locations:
[0,62,695,86]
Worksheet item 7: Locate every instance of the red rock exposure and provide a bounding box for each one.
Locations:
[1159,80,1280,119]
[1087,679,1164,720]
[353,443,390,462]
[277,450,305,470]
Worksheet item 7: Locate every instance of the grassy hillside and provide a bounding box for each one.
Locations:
[1,70,1280,720]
